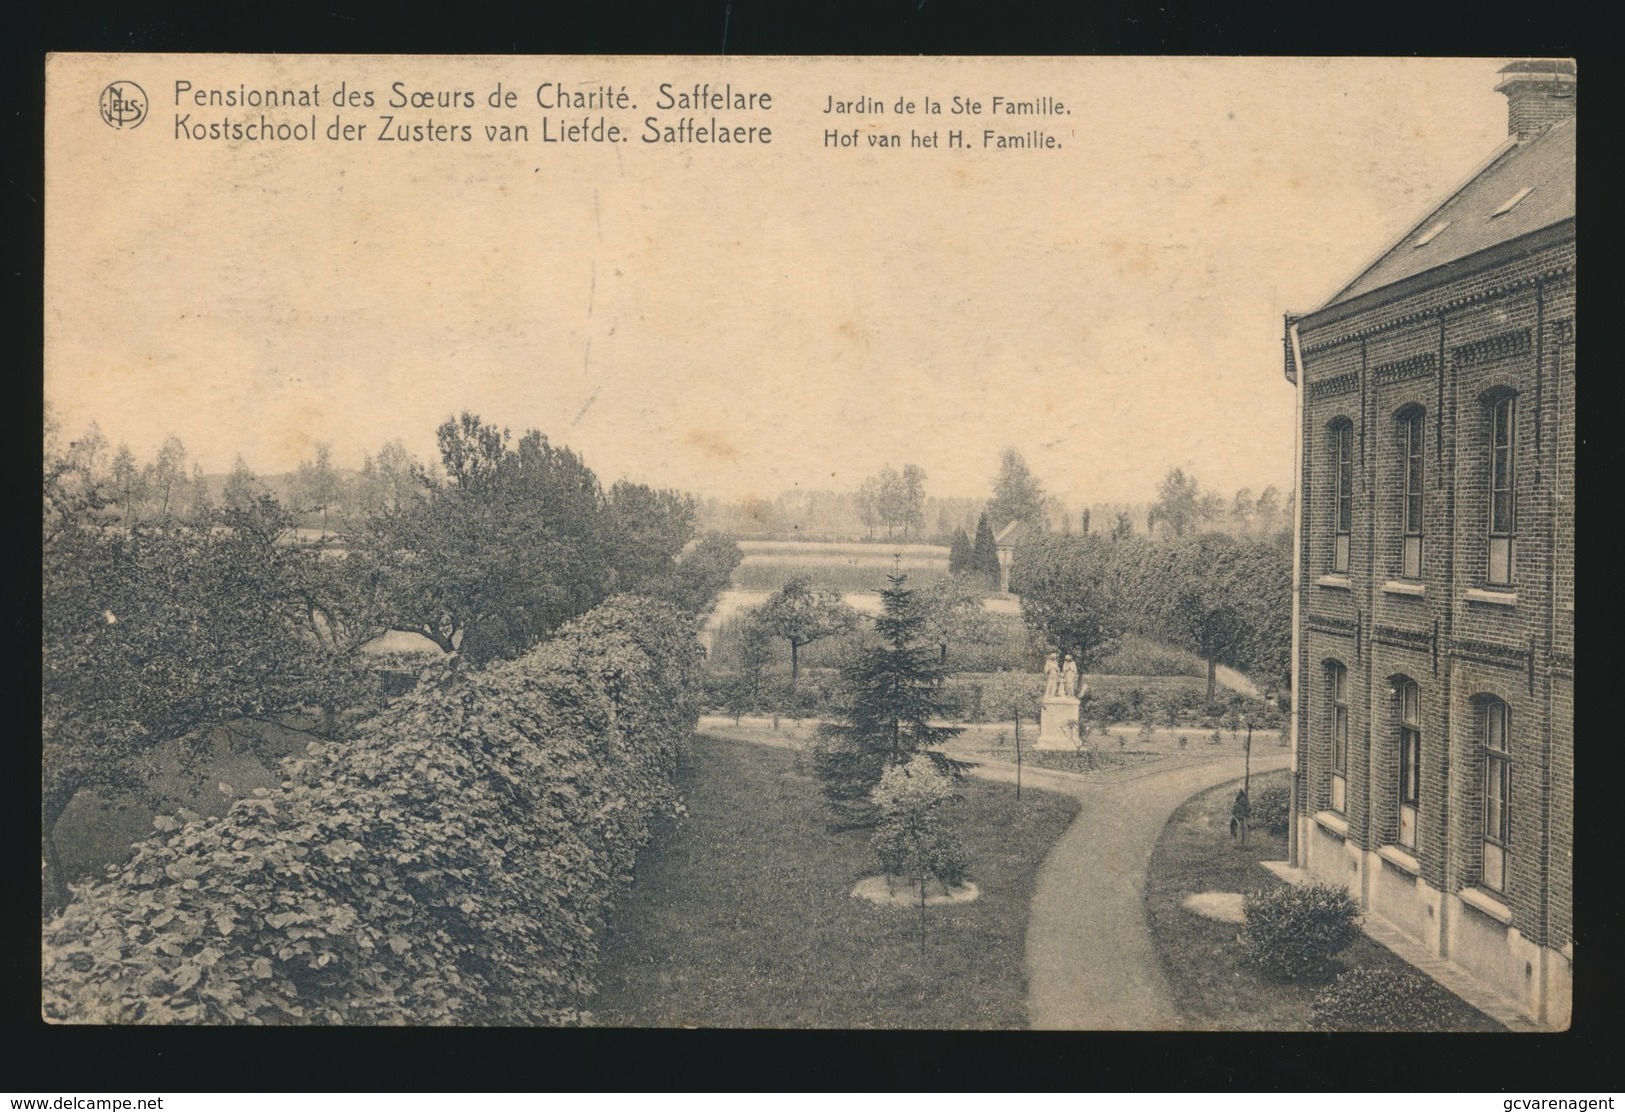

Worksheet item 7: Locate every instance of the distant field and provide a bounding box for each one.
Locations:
[729,540,952,594]
[731,561,950,593]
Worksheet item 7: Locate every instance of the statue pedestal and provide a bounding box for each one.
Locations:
[1034,696,1081,750]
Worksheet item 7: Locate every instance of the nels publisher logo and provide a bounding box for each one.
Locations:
[99,81,148,129]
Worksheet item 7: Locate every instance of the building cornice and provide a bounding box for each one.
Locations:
[1453,328,1532,367]
[1449,637,1531,669]
[1296,220,1575,355]
[1372,352,1438,386]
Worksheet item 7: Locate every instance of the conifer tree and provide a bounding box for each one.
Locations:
[971,513,1001,588]
[947,527,973,576]
[813,571,963,823]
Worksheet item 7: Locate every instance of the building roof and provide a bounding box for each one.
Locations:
[994,519,1036,547]
[1319,116,1574,310]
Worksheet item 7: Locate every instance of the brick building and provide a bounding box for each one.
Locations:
[1281,60,1574,1028]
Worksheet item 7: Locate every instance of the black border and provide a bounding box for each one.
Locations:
[13,0,1611,1095]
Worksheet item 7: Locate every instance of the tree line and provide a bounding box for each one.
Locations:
[1010,527,1291,702]
[695,448,1294,548]
[42,408,741,909]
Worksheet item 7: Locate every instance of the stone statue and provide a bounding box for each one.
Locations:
[1061,654,1079,699]
[1043,652,1060,698]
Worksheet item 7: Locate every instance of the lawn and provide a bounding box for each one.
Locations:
[1143,769,1504,1031]
[737,540,950,559]
[726,540,953,595]
[590,731,1079,1028]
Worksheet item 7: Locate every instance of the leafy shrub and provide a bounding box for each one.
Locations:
[41,596,702,1026]
[869,756,967,892]
[1252,783,1292,835]
[1311,968,1460,1031]
[1241,883,1361,982]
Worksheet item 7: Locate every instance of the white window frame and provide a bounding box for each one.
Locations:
[1482,699,1512,892]
[1329,663,1349,813]
[1332,422,1353,574]
[1401,411,1424,580]
[1488,396,1517,587]
[1397,680,1420,851]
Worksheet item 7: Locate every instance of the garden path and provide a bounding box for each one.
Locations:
[962,748,1290,1029]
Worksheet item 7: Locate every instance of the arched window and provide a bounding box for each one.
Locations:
[1330,421,1354,573]
[1396,679,1420,850]
[1487,395,1517,586]
[1398,408,1425,579]
[1327,661,1349,812]
[1481,698,1512,891]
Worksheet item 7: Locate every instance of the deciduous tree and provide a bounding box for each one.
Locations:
[1151,532,1274,701]
[750,575,857,689]
[357,414,621,664]
[988,448,1045,530]
[1151,467,1202,540]
[43,443,374,909]
[1008,532,1126,671]
[917,574,993,664]
[293,442,341,539]
[869,755,967,896]
[644,532,742,618]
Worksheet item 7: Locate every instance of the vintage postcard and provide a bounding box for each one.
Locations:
[42,55,1574,1031]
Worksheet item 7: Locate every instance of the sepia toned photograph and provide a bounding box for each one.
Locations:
[41,54,1574,1032]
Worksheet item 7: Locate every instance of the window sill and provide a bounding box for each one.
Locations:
[1382,580,1426,598]
[1465,588,1517,607]
[1316,574,1352,590]
[1460,886,1513,924]
[1313,810,1349,838]
[1377,844,1421,875]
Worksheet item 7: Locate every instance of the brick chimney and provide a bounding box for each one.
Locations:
[1496,59,1576,143]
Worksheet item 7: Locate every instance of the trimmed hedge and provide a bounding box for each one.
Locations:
[1240,882,1361,982]
[41,595,702,1026]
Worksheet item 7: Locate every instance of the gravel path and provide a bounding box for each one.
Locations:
[964,748,1290,1029]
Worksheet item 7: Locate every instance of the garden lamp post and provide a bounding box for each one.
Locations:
[1015,711,1022,803]
[1233,714,1254,845]
[1244,715,1253,796]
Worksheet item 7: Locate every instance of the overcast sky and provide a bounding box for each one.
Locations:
[46,56,1515,508]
